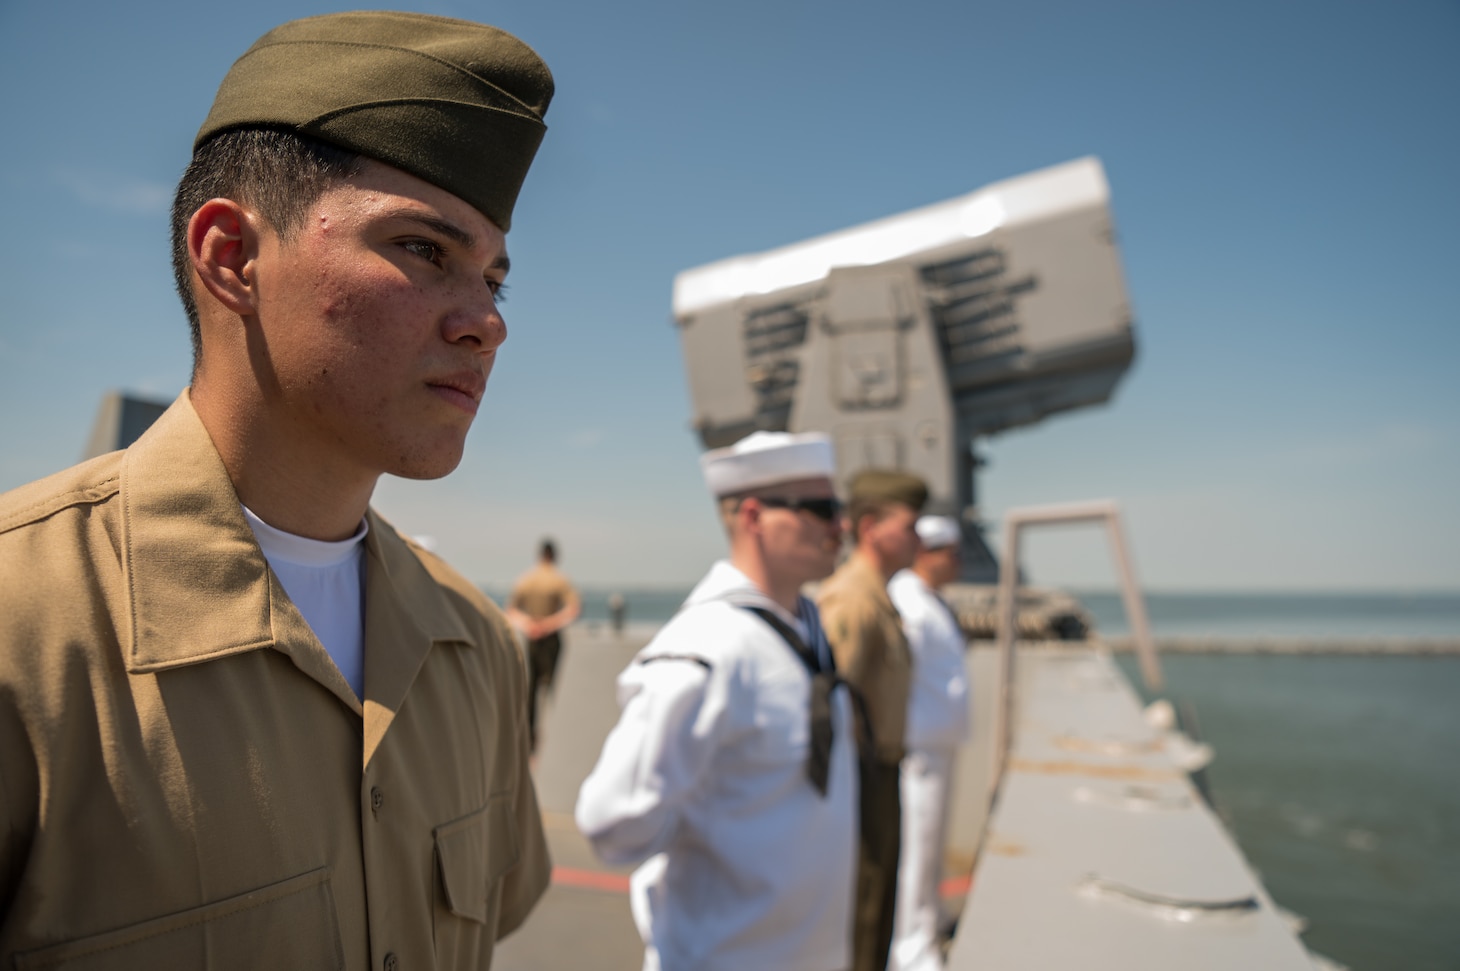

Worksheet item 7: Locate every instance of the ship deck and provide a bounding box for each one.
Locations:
[493,622,1315,970]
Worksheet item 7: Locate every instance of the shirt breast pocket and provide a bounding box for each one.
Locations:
[14,868,343,971]
[433,792,521,965]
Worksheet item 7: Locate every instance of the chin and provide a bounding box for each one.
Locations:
[389,447,466,481]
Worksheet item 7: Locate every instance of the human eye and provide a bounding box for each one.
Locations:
[487,279,509,303]
[401,238,444,266]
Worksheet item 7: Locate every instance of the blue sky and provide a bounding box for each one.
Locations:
[1,0,1456,591]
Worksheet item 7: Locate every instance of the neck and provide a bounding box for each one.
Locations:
[190,381,376,541]
[913,562,941,589]
[729,549,802,613]
[855,546,898,584]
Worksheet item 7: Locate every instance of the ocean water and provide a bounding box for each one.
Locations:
[525,588,1460,971]
[1077,590,1460,641]
[481,586,692,627]
[1115,653,1460,971]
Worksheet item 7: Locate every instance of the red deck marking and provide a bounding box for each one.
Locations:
[939,873,973,898]
[552,866,969,898]
[552,865,632,893]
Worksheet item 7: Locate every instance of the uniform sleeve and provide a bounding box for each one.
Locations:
[492,611,552,938]
[822,596,888,691]
[495,744,551,938]
[822,594,905,757]
[0,713,32,919]
[574,656,730,867]
[0,613,39,923]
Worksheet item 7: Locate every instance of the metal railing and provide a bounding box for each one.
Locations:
[989,499,1161,795]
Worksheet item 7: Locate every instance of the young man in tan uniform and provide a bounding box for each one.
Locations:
[506,539,582,751]
[818,469,929,971]
[0,12,553,969]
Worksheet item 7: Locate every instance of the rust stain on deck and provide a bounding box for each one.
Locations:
[1053,734,1162,756]
[985,837,1028,857]
[1009,758,1182,782]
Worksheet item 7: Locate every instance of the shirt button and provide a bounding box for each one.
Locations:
[384,952,399,971]
[371,786,384,815]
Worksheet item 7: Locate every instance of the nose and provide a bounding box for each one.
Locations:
[443,285,507,352]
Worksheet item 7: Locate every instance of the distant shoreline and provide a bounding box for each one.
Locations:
[1092,636,1460,655]
[563,622,1460,656]
[490,587,1460,647]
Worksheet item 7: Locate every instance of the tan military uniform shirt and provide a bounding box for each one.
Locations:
[508,563,577,622]
[817,552,912,763]
[818,551,911,971]
[0,395,549,970]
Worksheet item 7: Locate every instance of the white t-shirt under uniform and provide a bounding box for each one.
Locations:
[243,506,367,699]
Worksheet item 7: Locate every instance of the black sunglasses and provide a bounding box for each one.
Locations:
[755,496,844,523]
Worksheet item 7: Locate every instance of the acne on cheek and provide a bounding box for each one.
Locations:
[316,277,398,327]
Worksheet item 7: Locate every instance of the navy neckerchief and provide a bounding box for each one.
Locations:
[741,598,840,796]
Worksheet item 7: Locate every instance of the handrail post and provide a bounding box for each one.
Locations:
[991,515,1021,801]
[1104,513,1162,692]
[985,499,1161,808]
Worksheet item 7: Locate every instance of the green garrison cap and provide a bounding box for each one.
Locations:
[196,11,553,231]
[849,469,929,511]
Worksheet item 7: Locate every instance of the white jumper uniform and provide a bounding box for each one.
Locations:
[887,569,971,971]
[576,561,858,971]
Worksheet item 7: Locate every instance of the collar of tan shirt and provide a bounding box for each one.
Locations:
[120,391,474,765]
[834,550,897,614]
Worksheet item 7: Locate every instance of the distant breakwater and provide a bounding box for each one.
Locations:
[1091,636,1460,655]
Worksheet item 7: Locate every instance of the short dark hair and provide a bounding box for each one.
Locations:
[539,539,557,562]
[170,129,362,369]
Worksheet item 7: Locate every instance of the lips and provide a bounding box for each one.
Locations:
[430,370,486,403]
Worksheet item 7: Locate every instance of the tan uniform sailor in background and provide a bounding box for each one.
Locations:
[819,469,929,971]
[0,11,553,968]
[507,538,582,752]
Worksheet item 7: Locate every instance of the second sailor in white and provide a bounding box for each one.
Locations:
[576,431,858,971]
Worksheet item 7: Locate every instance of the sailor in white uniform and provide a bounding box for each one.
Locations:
[576,431,858,971]
[887,516,971,971]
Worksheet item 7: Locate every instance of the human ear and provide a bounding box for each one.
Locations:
[738,497,765,533]
[188,199,260,316]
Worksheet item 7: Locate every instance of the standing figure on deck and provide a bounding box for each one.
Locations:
[819,469,930,971]
[888,516,972,971]
[0,12,553,968]
[507,538,582,752]
[576,431,859,971]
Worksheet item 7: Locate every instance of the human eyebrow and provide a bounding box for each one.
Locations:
[387,209,510,277]
[385,209,477,252]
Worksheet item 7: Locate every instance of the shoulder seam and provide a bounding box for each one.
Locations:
[0,475,120,535]
[638,653,713,671]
